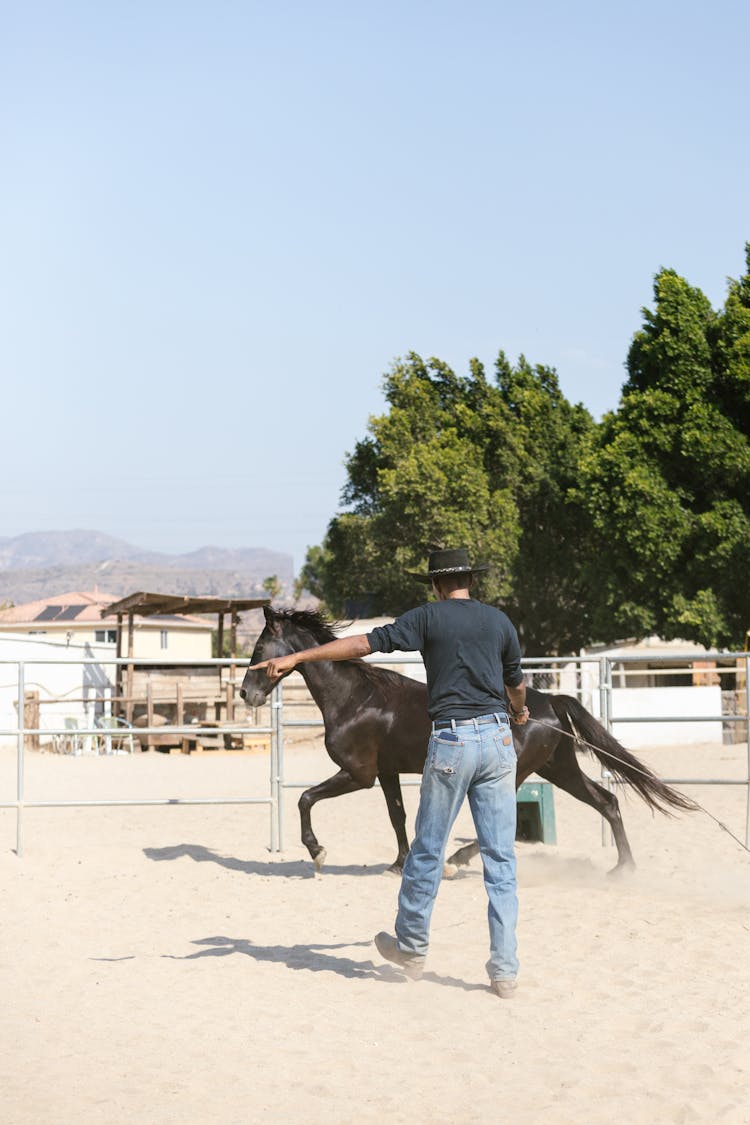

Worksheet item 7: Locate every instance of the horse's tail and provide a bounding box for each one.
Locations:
[549,694,698,815]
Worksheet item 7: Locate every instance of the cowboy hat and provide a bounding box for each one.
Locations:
[407,547,489,584]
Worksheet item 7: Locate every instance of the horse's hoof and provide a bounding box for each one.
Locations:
[442,862,458,879]
[385,862,403,877]
[313,848,327,872]
[607,859,635,877]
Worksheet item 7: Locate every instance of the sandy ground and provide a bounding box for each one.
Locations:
[1,735,749,1125]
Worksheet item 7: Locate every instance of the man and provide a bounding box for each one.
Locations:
[252,547,528,999]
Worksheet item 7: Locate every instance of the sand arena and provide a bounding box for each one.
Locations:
[1,735,749,1124]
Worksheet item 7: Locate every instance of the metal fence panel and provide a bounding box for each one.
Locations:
[2,652,748,855]
[0,657,278,856]
[273,651,750,851]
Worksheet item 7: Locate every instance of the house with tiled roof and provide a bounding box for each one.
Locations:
[0,590,214,659]
[0,592,247,750]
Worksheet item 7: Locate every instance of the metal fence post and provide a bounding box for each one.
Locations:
[269,691,279,855]
[600,656,615,847]
[16,661,25,857]
[745,654,750,849]
[598,656,608,730]
[274,682,284,852]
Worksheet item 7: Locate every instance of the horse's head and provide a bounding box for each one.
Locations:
[239,607,294,706]
[239,605,338,706]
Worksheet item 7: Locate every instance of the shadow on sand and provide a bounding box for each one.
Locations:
[143,843,392,879]
[161,934,488,992]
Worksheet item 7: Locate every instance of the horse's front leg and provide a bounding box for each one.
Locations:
[298,769,365,871]
[378,771,410,874]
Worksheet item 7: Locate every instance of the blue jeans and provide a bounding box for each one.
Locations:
[395,715,519,980]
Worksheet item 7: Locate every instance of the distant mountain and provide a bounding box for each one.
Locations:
[167,545,289,571]
[0,530,158,570]
[0,530,294,607]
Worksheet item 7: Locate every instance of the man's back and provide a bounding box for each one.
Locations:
[367,598,523,721]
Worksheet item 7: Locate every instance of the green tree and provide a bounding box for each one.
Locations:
[494,353,597,654]
[577,251,750,648]
[262,575,282,601]
[304,246,750,652]
[304,354,520,617]
[304,352,596,652]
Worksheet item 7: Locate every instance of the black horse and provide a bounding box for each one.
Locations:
[240,607,695,874]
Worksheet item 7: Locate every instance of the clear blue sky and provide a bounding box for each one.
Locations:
[2,0,748,572]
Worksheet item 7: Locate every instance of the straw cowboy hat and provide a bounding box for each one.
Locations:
[407,547,489,584]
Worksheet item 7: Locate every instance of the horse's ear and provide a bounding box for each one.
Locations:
[263,605,281,634]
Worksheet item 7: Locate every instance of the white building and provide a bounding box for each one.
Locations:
[579,636,726,746]
[0,591,215,747]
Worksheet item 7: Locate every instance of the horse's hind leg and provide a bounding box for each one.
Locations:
[538,742,636,873]
[378,772,410,873]
[298,769,365,871]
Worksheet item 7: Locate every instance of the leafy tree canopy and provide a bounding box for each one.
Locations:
[304,352,596,653]
[301,244,750,653]
[576,246,750,648]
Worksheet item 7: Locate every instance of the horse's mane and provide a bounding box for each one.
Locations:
[274,608,340,646]
[276,608,421,691]
[273,608,419,685]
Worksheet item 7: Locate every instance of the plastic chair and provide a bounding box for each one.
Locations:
[62,717,86,755]
[95,715,135,755]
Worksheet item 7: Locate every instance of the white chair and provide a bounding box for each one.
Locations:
[62,717,86,755]
[95,715,136,755]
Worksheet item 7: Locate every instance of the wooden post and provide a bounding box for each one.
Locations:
[146,681,154,752]
[114,613,123,718]
[229,612,239,723]
[216,613,225,720]
[177,682,188,754]
[126,612,135,724]
[24,691,40,752]
[225,678,234,727]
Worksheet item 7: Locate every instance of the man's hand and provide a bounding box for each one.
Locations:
[251,653,299,682]
[506,683,528,725]
[510,705,529,726]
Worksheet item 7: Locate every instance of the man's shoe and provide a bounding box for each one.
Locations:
[490,978,518,999]
[374,932,425,980]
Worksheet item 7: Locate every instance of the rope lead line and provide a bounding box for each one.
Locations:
[528,717,750,856]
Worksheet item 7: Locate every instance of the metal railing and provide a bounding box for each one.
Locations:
[595,652,750,849]
[2,652,748,854]
[0,656,279,856]
[274,651,750,850]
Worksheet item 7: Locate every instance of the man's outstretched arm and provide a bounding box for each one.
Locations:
[252,634,372,682]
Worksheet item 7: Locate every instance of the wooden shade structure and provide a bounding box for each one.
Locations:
[101,591,271,722]
[102,590,270,657]
[102,592,271,618]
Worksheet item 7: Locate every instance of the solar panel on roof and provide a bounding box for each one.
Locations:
[33,604,86,622]
[34,606,63,621]
[56,605,85,620]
